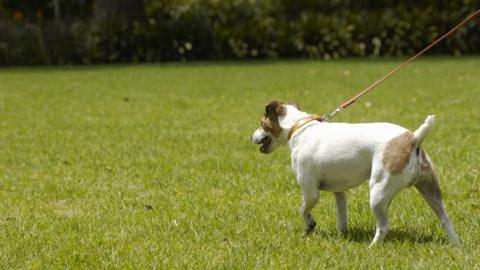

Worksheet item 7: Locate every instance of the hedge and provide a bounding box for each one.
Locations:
[0,0,479,65]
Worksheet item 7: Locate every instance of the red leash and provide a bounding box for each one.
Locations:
[322,9,480,121]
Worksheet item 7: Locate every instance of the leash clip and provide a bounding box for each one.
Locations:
[321,107,343,121]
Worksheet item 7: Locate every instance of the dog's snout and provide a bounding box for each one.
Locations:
[252,128,270,145]
[252,135,267,145]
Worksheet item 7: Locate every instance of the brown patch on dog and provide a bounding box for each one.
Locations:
[383,131,416,174]
[418,147,437,175]
[261,101,285,137]
[419,148,430,172]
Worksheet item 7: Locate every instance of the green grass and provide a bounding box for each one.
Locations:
[0,58,479,269]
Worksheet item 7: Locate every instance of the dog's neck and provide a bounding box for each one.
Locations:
[278,106,319,146]
[287,114,322,140]
[279,106,310,129]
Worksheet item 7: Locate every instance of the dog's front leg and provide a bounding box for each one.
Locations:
[334,192,348,235]
[298,177,320,233]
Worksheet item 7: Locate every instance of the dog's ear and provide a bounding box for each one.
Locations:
[265,101,285,120]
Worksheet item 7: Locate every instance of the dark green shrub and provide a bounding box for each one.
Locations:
[0,20,48,65]
[0,0,479,65]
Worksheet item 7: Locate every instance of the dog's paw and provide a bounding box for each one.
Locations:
[338,229,348,237]
[305,221,316,233]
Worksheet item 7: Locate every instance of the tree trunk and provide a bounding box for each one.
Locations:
[93,0,145,21]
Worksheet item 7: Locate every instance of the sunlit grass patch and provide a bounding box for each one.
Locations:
[0,58,479,268]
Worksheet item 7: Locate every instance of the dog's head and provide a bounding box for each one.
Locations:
[251,101,304,154]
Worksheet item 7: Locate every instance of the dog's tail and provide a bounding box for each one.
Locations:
[413,115,435,145]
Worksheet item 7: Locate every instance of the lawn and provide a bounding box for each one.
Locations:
[0,58,479,269]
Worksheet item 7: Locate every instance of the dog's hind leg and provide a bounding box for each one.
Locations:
[334,192,348,235]
[298,177,320,233]
[414,151,460,244]
[369,182,393,246]
[368,170,407,247]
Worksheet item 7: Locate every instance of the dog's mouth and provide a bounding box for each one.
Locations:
[259,136,272,153]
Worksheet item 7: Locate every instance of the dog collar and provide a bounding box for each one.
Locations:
[287,114,322,140]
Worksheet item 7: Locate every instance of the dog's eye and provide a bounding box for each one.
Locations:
[261,120,273,131]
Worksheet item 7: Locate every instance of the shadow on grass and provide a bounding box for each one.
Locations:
[307,226,446,245]
[347,227,445,244]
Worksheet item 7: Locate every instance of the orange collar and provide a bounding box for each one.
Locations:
[287,114,322,140]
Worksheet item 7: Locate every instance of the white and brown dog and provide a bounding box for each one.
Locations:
[251,101,459,246]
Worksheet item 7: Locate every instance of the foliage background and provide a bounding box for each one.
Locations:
[0,0,479,65]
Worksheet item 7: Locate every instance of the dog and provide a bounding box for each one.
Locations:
[251,101,460,246]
